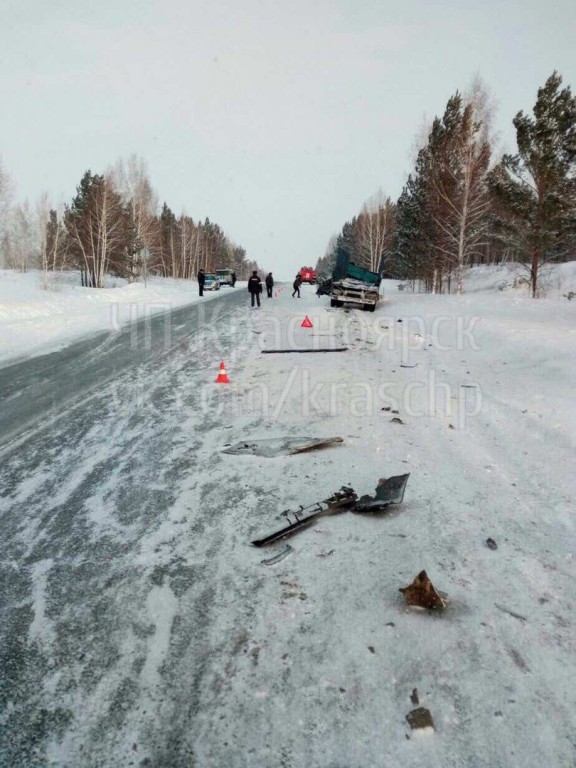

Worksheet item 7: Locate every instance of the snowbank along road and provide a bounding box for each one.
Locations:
[0,282,574,768]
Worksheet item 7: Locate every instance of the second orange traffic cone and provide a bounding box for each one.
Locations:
[215,361,230,384]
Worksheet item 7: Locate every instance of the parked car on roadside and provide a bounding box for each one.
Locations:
[204,274,221,291]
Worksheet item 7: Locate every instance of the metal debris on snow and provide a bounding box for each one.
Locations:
[223,436,343,458]
[400,570,447,610]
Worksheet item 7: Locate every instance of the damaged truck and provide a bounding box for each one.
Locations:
[330,263,381,312]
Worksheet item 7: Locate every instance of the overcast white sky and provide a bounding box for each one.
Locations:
[1,0,574,279]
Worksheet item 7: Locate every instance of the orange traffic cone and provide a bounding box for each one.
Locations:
[301,316,313,328]
[215,361,230,384]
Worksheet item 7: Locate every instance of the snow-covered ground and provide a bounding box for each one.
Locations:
[0,270,241,366]
[0,269,575,767]
[448,259,576,297]
[1,262,574,367]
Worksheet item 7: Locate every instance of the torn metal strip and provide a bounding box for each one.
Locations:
[261,348,349,354]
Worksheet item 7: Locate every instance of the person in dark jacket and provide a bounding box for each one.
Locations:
[248,270,262,308]
[292,274,302,298]
[197,269,205,296]
[265,272,274,298]
[231,272,237,287]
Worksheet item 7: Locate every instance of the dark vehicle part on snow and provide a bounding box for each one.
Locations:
[390,417,404,424]
[406,707,435,732]
[261,348,349,354]
[400,570,447,610]
[252,487,357,547]
[316,278,333,296]
[486,537,498,550]
[410,688,420,705]
[261,545,293,566]
[252,474,410,547]
[354,474,410,512]
[222,436,343,458]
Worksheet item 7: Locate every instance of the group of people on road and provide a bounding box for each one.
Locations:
[246,271,274,307]
[197,268,305,306]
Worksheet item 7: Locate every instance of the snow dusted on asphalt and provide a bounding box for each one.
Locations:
[0,266,575,767]
[0,270,237,365]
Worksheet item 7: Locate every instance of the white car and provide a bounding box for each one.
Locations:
[204,274,221,291]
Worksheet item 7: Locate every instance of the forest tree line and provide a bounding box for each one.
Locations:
[0,156,260,287]
[318,72,576,297]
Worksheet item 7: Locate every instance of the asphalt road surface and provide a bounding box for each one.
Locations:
[0,289,260,767]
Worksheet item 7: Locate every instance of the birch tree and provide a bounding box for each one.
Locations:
[357,191,396,273]
[110,155,158,283]
[3,202,37,272]
[0,159,15,268]
[428,94,492,293]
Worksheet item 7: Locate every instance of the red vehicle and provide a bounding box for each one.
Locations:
[299,267,317,284]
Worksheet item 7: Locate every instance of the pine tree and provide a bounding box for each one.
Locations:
[489,72,576,297]
[64,171,133,287]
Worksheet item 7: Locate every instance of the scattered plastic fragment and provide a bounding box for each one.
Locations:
[486,537,498,550]
[261,545,293,566]
[252,474,410,546]
[390,417,404,424]
[400,570,446,610]
[261,348,348,354]
[410,688,419,705]
[354,474,410,513]
[406,707,434,732]
[223,436,343,458]
[495,603,527,623]
[252,487,357,547]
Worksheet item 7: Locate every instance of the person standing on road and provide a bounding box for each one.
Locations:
[231,272,237,287]
[197,269,205,297]
[292,274,302,298]
[248,270,262,308]
[265,272,274,298]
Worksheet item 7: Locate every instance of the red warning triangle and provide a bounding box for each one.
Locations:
[301,316,313,328]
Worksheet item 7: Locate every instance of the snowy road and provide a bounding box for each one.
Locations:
[1,283,575,767]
